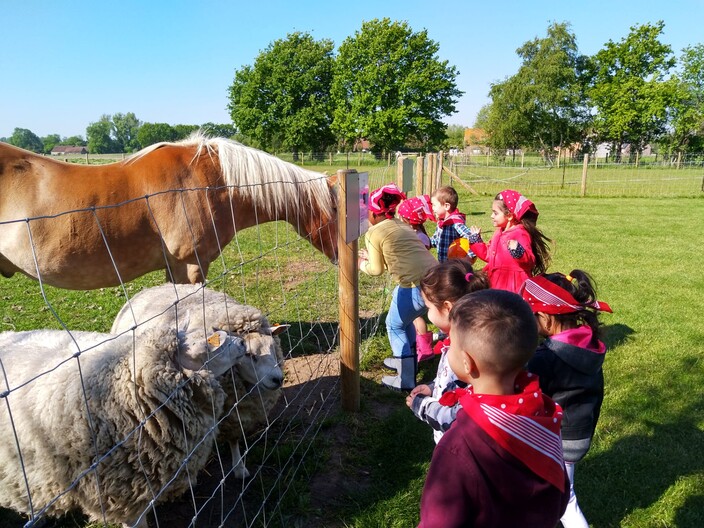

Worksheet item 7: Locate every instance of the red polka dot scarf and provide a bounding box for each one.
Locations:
[497,189,538,220]
[397,194,435,225]
[369,183,406,218]
[439,371,567,491]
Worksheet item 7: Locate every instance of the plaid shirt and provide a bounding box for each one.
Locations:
[430,215,476,263]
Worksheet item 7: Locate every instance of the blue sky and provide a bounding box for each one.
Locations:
[2,0,702,139]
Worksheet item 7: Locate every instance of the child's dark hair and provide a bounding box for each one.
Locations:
[543,269,602,348]
[420,260,490,308]
[494,192,552,275]
[450,289,538,373]
[433,186,459,211]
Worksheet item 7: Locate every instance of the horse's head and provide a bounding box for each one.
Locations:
[302,175,338,264]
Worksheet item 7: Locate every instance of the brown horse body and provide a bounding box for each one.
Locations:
[0,134,337,290]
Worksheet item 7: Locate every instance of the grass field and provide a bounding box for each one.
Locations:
[0,166,702,527]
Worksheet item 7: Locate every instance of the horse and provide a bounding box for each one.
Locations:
[0,132,338,290]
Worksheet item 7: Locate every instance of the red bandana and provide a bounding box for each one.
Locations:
[497,189,538,220]
[439,371,566,492]
[437,210,466,228]
[369,183,406,218]
[520,275,613,315]
[397,194,434,225]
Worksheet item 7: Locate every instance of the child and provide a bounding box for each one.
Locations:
[468,189,551,293]
[396,194,435,361]
[520,270,613,528]
[418,289,569,528]
[429,186,477,264]
[359,183,438,391]
[405,260,490,443]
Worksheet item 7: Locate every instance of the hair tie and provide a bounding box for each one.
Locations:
[564,274,573,282]
[465,273,473,282]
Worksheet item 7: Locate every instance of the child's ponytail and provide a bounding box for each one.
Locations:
[520,211,552,275]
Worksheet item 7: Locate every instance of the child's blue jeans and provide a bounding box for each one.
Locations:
[386,285,427,358]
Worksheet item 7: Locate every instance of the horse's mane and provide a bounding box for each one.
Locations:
[128,131,335,218]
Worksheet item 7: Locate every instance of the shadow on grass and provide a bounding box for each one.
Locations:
[278,315,386,357]
[602,322,635,349]
[579,404,704,527]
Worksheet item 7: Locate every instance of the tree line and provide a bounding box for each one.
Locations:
[477,21,704,163]
[3,19,702,161]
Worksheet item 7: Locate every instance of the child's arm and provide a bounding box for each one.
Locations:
[468,226,489,262]
[409,393,460,433]
[359,236,385,276]
[453,224,477,259]
[506,227,535,267]
[429,227,440,248]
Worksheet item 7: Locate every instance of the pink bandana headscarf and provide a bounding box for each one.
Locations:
[397,194,434,225]
[369,183,406,219]
[497,189,538,221]
[519,275,613,314]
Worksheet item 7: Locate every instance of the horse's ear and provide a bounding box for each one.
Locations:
[270,324,290,336]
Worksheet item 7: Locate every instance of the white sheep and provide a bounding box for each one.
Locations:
[0,323,246,528]
[111,283,286,479]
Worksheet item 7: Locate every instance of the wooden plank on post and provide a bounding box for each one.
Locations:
[443,166,479,195]
[425,153,434,196]
[581,154,589,197]
[337,169,360,412]
[416,155,424,197]
[397,155,404,190]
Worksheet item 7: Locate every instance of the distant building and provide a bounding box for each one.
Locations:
[51,145,87,155]
[463,128,489,154]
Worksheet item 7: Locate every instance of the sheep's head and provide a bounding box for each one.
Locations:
[235,325,287,391]
[179,329,247,377]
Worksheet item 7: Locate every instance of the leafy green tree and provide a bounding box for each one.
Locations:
[331,18,461,153]
[112,112,142,152]
[41,134,62,154]
[86,115,115,153]
[228,32,335,154]
[8,127,43,152]
[444,124,466,149]
[665,44,704,156]
[485,22,589,162]
[587,21,675,161]
[173,124,200,140]
[136,122,177,147]
[64,135,86,146]
[474,105,491,129]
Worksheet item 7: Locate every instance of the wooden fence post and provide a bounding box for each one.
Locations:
[416,155,424,197]
[581,154,589,197]
[425,153,435,196]
[437,151,444,189]
[337,169,360,412]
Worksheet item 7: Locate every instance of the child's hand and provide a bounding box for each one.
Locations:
[469,225,481,235]
[359,249,368,260]
[507,239,518,250]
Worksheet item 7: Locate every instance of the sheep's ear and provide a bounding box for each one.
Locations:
[270,324,290,336]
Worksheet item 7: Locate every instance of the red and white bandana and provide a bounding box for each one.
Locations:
[497,189,538,221]
[369,183,406,218]
[519,275,613,315]
[439,371,566,491]
[397,194,435,225]
[437,210,466,228]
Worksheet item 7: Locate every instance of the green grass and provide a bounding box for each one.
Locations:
[1,188,703,527]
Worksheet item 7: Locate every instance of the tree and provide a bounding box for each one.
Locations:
[64,135,86,146]
[665,44,704,157]
[8,127,43,152]
[41,134,62,154]
[587,21,675,161]
[86,115,115,153]
[112,112,142,152]
[173,124,200,140]
[136,122,177,147]
[444,124,466,149]
[485,22,590,162]
[200,122,236,138]
[331,18,461,153]
[228,32,335,154]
